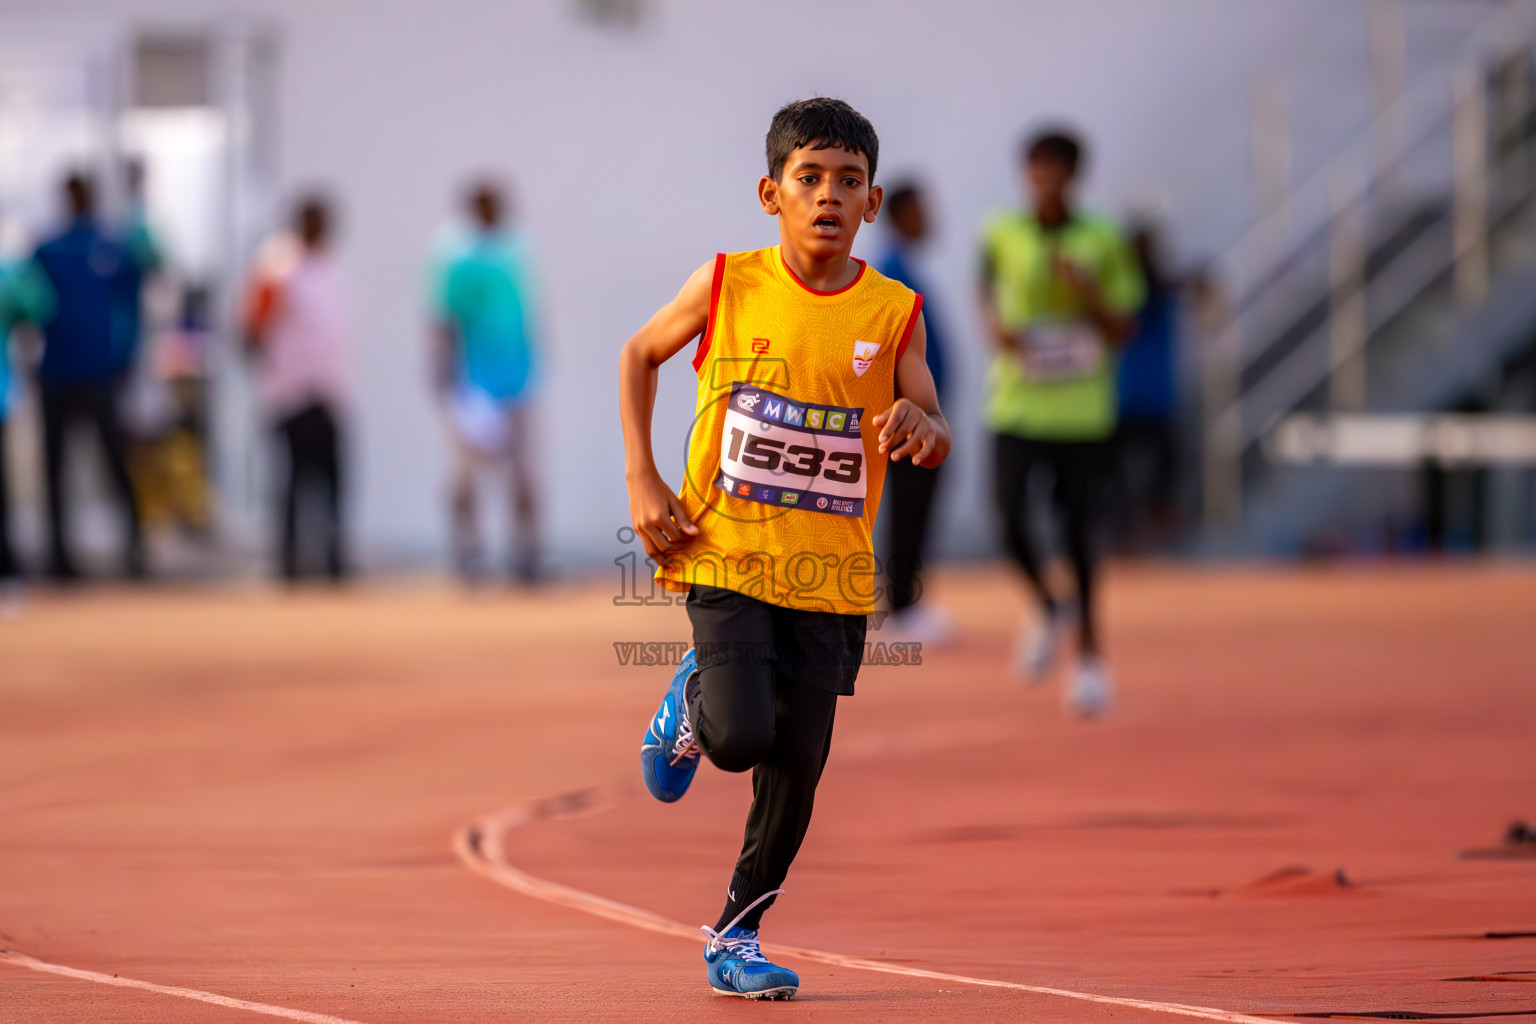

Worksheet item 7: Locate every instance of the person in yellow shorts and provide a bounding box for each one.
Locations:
[979,127,1145,716]
[619,97,950,999]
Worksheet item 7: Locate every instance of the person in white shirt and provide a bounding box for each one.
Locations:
[243,195,351,582]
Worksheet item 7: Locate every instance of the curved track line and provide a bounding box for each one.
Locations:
[0,947,370,1024]
[454,795,1280,1024]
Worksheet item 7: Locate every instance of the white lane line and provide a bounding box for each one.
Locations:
[0,947,371,1024]
[454,798,1280,1024]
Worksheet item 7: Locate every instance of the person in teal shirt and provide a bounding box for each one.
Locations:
[0,256,56,581]
[979,127,1144,717]
[430,180,542,584]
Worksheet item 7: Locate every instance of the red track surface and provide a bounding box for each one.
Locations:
[2,566,1533,1022]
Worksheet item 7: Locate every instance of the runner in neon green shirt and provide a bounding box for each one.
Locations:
[981,207,1143,439]
[978,127,1144,716]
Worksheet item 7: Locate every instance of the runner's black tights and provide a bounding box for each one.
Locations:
[684,589,843,933]
[993,433,1108,656]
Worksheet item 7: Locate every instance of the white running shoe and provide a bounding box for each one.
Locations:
[1014,604,1073,683]
[1066,657,1114,718]
[885,603,954,648]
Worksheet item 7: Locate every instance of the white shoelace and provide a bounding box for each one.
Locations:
[699,888,785,960]
[668,675,699,766]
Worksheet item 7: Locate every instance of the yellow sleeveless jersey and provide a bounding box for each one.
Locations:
[655,246,922,615]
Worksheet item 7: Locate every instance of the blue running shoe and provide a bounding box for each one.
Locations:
[640,648,700,803]
[702,926,799,1000]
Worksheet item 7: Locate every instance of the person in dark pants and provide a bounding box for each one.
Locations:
[275,405,343,580]
[244,195,351,582]
[876,182,952,644]
[1114,223,1181,553]
[684,582,857,905]
[30,173,149,581]
[978,129,1144,716]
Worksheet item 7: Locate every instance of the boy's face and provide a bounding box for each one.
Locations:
[1026,155,1076,209]
[759,144,881,260]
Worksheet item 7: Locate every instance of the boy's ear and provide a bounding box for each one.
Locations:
[863,183,884,224]
[758,175,781,216]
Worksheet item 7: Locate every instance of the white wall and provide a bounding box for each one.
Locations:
[2,0,1495,570]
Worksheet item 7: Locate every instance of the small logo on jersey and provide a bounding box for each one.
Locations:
[831,498,857,514]
[848,412,861,432]
[783,404,805,426]
[852,339,881,377]
[764,399,783,420]
[816,496,829,510]
[737,483,752,497]
[780,491,800,505]
[758,488,774,501]
[721,476,734,491]
[737,392,762,411]
[751,338,771,354]
[826,412,847,431]
[806,409,825,429]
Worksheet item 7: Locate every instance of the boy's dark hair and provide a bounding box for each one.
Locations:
[766,97,879,183]
[1022,128,1085,174]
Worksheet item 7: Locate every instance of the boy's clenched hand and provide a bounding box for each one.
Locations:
[628,470,699,560]
[872,399,939,467]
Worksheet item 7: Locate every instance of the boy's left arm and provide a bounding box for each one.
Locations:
[872,312,951,469]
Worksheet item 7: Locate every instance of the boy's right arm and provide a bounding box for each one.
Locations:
[619,259,715,560]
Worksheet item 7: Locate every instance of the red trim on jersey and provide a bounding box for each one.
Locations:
[691,253,728,374]
[894,292,924,366]
[778,249,867,296]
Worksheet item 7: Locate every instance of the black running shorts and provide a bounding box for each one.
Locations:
[685,584,867,696]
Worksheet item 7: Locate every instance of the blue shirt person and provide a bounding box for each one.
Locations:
[1115,227,1176,426]
[1113,224,1183,552]
[873,181,952,635]
[875,202,947,401]
[433,229,538,405]
[28,174,147,580]
[33,221,137,385]
[430,180,543,584]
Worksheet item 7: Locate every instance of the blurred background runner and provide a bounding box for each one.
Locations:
[1113,218,1183,555]
[30,173,152,582]
[979,127,1144,717]
[430,178,543,586]
[876,180,953,646]
[243,193,352,583]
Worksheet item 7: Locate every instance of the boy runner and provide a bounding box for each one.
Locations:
[978,128,1144,716]
[619,98,949,1000]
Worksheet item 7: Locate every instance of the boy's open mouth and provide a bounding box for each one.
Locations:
[813,214,842,232]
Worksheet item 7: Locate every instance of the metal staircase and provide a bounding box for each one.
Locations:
[1198,3,1536,555]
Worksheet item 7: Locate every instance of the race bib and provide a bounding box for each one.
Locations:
[1019,321,1103,382]
[715,382,867,517]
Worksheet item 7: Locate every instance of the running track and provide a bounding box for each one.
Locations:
[2,567,1533,1022]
